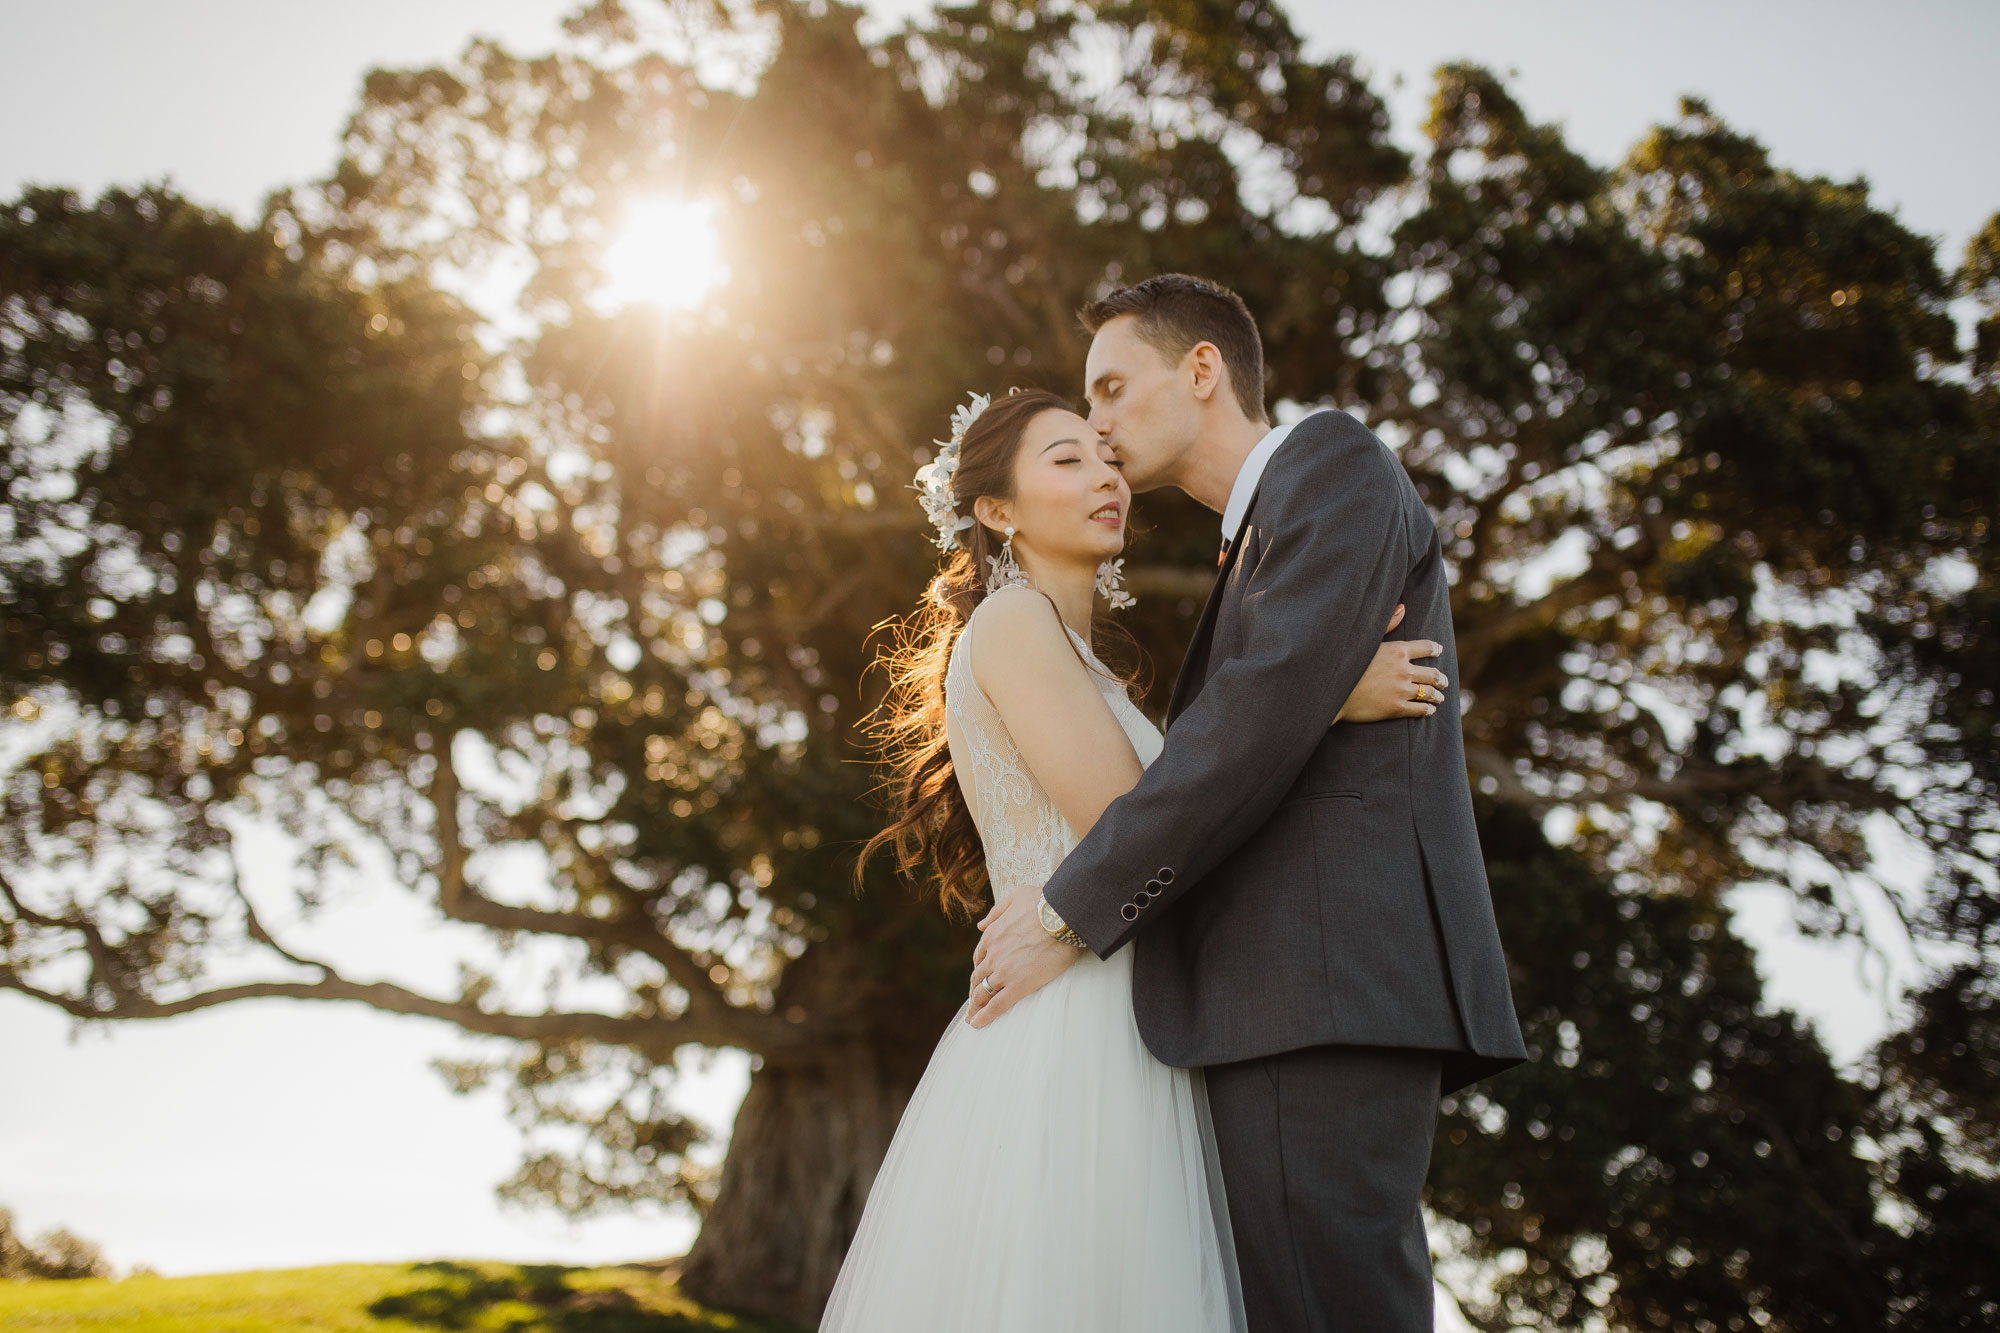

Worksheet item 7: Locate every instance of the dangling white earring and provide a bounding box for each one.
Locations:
[1095,558,1136,611]
[985,525,1031,593]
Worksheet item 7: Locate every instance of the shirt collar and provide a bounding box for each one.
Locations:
[1220,413,1314,544]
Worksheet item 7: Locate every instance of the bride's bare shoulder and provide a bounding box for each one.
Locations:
[967,587,1085,709]
[969,583,1058,629]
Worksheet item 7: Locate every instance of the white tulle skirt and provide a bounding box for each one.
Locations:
[819,941,1247,1332]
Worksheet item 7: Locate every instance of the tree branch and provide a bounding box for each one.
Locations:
[0,962,727,1060]
[0,865,139,1006]
[428,748,789,1049]
[1,851,742,1055]
[0,867,67,932]
[1628,755,1898,816]
[1464,743,1544,809]
[222,848,330,976]
[1465,742,1900,825]
[1456,565,1624,683]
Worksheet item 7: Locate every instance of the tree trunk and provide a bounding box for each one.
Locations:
[678,1040,922,1326]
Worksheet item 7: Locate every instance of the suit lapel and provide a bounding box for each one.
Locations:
[1164,475,1274,724]
[1165,538,1237,724]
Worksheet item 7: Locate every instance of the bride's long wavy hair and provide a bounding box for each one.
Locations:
[855,388,1144,919]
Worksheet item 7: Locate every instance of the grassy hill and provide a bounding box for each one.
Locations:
[0,1260,808,1332]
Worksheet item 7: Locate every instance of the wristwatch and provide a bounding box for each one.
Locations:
[1037,893,1087,949]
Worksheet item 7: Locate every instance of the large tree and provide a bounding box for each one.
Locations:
[3,1,1994,1327]
[1383,71,2000,1330]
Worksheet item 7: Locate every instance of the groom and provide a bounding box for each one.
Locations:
[968,274,1528,1330]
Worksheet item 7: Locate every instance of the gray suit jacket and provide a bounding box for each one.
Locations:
[1041,409,1527,1093]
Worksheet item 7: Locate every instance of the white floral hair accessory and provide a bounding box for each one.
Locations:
[912,391,990,552]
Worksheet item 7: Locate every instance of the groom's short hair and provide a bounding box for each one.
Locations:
[1079,274,1268,424]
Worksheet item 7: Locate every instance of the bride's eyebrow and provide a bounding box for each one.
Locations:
[1039,437,1087,454]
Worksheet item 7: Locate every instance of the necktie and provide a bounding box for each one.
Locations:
[1217,536,1231,568]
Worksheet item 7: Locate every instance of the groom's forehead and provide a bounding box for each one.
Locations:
[1083,320,1141,394]
[1086,317,1175,377]
[1086,316,1139,361]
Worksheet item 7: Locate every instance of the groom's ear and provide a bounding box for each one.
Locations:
[1187,341,1226,405]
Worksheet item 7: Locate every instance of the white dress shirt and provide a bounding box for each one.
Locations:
[1219,410,1327,549]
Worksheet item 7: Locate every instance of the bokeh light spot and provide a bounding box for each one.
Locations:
[599,196,727,310]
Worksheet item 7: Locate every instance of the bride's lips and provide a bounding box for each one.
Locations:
[1088,502,1123,528]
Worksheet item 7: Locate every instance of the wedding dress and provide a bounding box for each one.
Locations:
[820,591,1246,1332]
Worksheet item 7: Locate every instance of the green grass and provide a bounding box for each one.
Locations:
[0,1261,807,1333]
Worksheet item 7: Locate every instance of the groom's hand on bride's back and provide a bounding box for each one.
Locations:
[1333,604,1448,724]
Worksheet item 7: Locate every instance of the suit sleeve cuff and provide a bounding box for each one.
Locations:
[1045,865,1180,958]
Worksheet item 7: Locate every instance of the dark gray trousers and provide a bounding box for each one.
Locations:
[1204,1045,1443,1333]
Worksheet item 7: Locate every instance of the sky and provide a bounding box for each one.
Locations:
[1,0,1994,1295]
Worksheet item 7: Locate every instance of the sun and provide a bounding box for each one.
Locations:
[598,196,728,311]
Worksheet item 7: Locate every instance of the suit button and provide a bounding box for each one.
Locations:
[1143,878,1162,892]
[1120,903,1140,921]
[1156,867,1175,885]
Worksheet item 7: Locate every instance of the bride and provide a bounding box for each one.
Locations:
[826,387,1447,1331]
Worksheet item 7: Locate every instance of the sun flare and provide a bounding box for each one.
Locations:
[599,196,727,311]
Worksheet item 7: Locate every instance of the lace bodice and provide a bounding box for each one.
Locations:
[942,595,1164,903]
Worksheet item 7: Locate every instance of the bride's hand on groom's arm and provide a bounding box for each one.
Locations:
[1333,603,1447,725]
